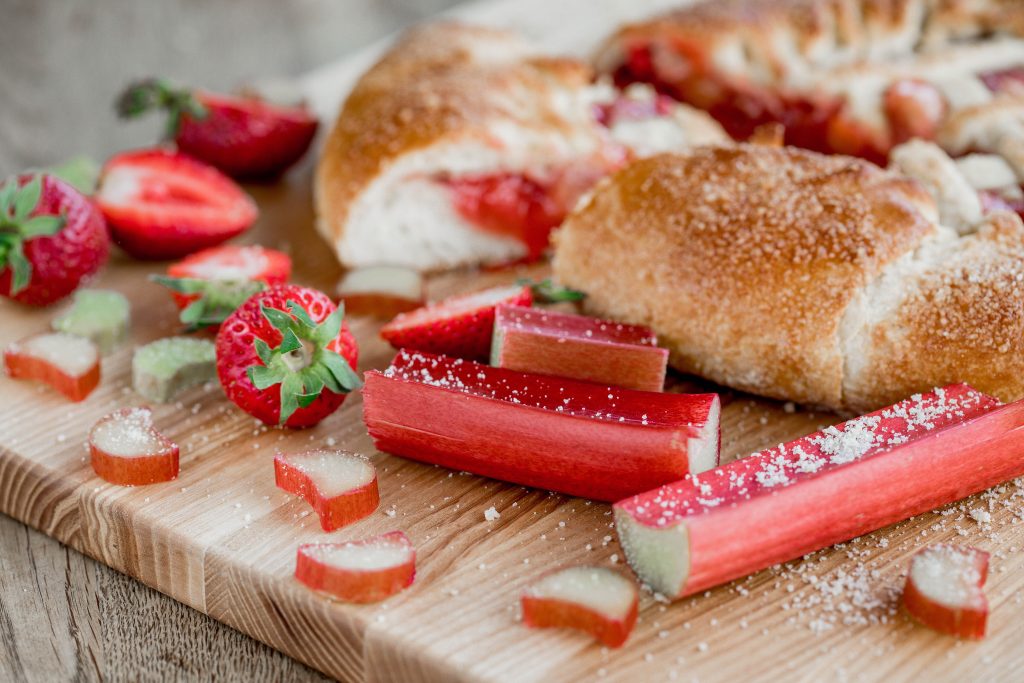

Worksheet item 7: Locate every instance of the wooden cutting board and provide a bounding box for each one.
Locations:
[3,1,1024,681]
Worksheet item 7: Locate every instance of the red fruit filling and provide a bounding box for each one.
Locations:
[447,174,566,261]
[613,43,948,163]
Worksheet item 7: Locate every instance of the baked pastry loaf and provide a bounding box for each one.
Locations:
[315,22,726,272]
[552,144,1024,412]
[596,0,1024,162]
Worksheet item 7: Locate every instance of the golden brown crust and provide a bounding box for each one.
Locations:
[604,0,1024,81]
[553,145,936,409]
[315,22,593,246]
[848,212,1024,409]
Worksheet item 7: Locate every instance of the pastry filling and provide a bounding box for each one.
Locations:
[444,93,686,261]
[446,173,567,262]
[615,44,1024,164]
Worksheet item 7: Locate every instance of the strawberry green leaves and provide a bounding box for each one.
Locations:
[0,175,66,294]
[115,78,208,138]
[246,299,362,425]
[520,278,585,304]
[152,275,266,331]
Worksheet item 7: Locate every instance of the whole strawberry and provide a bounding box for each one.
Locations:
[116,79,318,179]
[216,284,360,428]
[0,174,109,306]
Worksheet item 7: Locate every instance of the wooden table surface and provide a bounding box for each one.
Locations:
[0,2,459,680]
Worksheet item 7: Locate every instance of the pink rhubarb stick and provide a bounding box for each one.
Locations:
[491,304,668,392]
[614,384,1024,599]
[362,349,719,501]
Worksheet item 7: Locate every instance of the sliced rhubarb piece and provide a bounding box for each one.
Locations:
[132,337,216,403]
[274,449,379,531]
[491,304,667,392]
[521,566,638,648]
[3,332,100,401]
[295,531,415,603]
[902,544,989,640]
[613,384,1024,599]
[336,266,425,319]
[52,289,131,355]
[363,350,720,501]
[89,407,179,485]
[379,284,532,360]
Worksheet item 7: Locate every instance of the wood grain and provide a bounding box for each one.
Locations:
[4,1,1024,682]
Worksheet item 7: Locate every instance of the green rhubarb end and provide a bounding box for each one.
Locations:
[52,289,131,355]
[132,336,216,403]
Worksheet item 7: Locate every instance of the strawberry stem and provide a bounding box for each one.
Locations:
[519,277,585,303]
[246,299,361,425]
[115,78,208,138]
[152,275,266,331]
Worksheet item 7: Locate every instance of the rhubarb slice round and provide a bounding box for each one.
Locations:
[902,544,989,639]
[295,531,415,603]
[274,449,379,531]
[3,332,101,402]
[89,407,180,486]
[521,566,639,648]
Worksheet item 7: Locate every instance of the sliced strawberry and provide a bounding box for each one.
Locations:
[295,531,415,603]
[380,284,532,360]
[95,149,258,260]
[0,174,109,306]
[902,544,989,639]
[154,245,292,330]
[89,407,180,485]
[521,566,639,648]
[274,449,379,531]
[116,79,318,179]
[4,332,101,401]
[216,284,360,428]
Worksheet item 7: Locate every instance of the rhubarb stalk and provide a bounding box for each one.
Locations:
[362,349,719,501]
[614,384,1024,599]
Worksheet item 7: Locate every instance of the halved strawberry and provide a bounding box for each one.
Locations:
[380,280,583,360]
[153,245,291,330]
[95,149,258,260]
[380,284,532,360]
[216,284,361,428]
[116,79,318,179]
[0,174,109,306]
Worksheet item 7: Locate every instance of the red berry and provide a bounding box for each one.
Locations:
[216,284,360,428]
[0,174,109,306]
[155,244,292,330]
[380,284,533,360]
[95,148,258,260]
[178,92,318,179]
